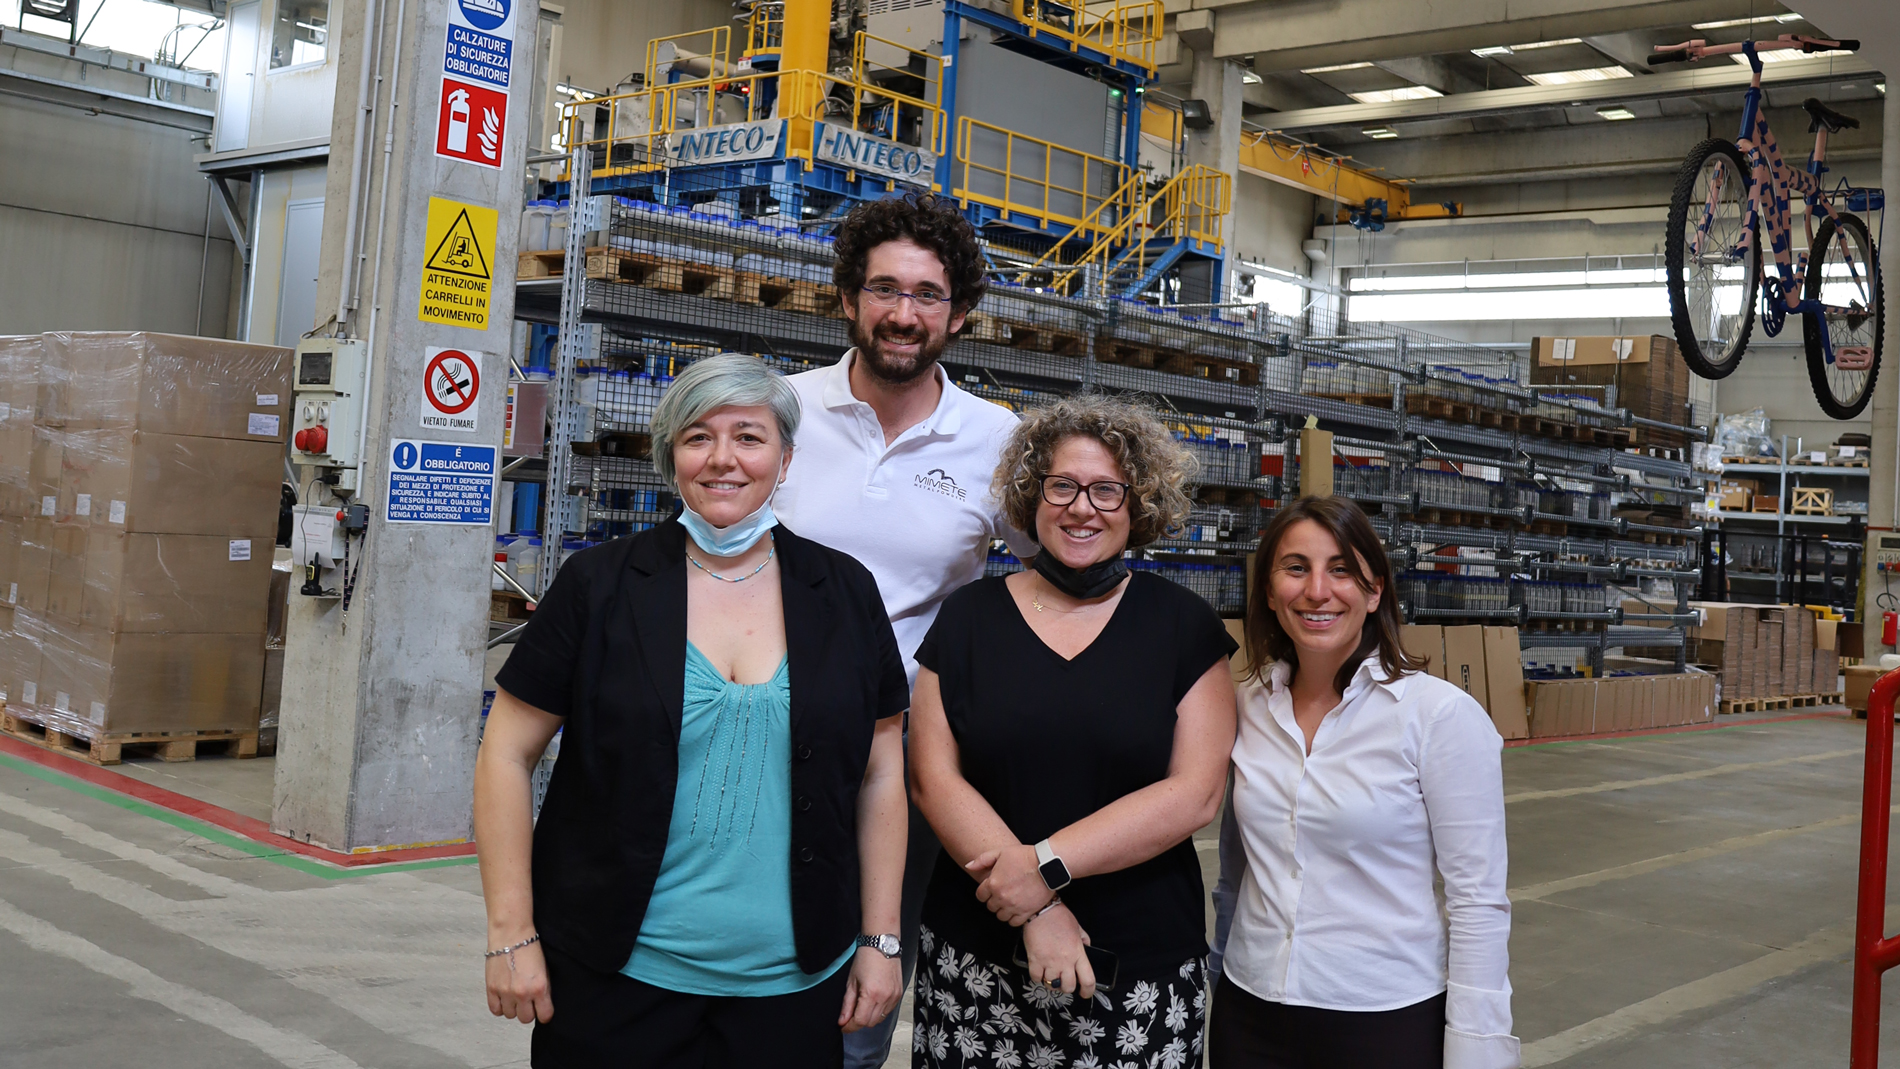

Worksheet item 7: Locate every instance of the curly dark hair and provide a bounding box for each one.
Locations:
[833,192,989,316]
[993,393,1198,549]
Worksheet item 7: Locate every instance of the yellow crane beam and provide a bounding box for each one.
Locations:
[1139,103,1458,222]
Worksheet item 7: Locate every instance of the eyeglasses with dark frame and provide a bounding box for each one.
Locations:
[1038,475,1131,512]
[859,284,951,313]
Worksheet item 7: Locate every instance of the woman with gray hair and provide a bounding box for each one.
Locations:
[908,393,1238,1069]
[474,353,911,1068]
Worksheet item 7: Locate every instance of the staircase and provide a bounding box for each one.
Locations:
[1024,164,1230,299]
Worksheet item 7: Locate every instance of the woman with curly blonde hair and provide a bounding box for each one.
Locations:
[908,393,1238,1068]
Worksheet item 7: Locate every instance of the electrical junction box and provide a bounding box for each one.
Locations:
[291,338,368,492]
[1873,534,1900,572]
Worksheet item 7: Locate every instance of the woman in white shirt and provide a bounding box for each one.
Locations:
[1209,495,1519,1069]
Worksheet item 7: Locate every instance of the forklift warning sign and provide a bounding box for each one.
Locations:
[419,197,497,329]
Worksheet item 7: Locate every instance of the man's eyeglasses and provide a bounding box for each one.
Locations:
[1039,475,1131,512]
[860,284,950,312]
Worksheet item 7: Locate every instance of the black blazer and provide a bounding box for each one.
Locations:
[495,519,909,976]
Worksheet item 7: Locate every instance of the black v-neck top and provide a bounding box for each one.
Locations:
[915,572,1238,977]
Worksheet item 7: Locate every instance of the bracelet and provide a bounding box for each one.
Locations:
[1027,895,1064,923]
[486,933,541,972]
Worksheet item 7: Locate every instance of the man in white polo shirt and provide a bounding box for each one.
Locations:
[774,192,1033,1067]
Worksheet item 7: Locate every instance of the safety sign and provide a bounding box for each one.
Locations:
[444,24,511,90]
[387,438,496,525]
[451,0,510,33]
[436,76,507,169]
[421,346,483,432]
[419,197,497,329]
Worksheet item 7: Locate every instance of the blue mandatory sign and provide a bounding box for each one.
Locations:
[455,0,509,32]
[444,24,511,88]
[387,438,496,525]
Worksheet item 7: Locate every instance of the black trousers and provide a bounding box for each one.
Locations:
[532,940,851,1069]
[1208,977,1446,1069]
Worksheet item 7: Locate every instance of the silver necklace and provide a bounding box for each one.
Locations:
[686,542,775,583]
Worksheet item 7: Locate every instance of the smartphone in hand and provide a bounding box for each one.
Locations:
[1012,941,1120,991]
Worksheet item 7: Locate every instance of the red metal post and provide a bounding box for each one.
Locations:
[1852,669,1900,1068]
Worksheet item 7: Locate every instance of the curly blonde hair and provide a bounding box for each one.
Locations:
[994,393,1199,548]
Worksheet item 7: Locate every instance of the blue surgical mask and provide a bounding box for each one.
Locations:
[677,494,778,557]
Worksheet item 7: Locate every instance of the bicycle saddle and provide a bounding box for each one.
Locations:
[1802,98,1860,133]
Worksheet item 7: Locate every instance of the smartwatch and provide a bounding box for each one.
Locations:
[1035,838,1072,892]
[858,933,901,959]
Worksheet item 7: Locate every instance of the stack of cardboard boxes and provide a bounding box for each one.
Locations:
[0,333,291,749]
[1628,601,1842,703]
[1529,335,1694,438]
[1398,624,1531,740]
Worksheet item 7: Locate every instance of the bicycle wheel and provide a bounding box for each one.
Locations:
[1803,211,1882,420]
[1665,138,1758,378]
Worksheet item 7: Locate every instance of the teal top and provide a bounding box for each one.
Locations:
[621,643,854,995]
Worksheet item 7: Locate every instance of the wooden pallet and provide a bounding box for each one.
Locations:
[962,312,1011,344]
[1719,697,1765,714]
[517,247,668,284]
[2,709,257,766]
[1004,323,1088,357]
[1313,392,1395,407]
[1096,337,1160,369]
[756,278,841,316]
[1827,458,1870,467]
[1159,352,1259,386]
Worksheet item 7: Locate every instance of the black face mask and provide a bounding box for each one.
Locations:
[1031,551,1129,600]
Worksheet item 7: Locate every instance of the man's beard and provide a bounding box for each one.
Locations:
[849,315,950,386]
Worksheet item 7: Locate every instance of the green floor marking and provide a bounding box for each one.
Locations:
[0,751,478,880]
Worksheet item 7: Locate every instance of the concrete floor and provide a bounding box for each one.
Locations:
[3,712,1899,1067]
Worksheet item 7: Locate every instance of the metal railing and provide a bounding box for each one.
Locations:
[953,116,1130,237]
[1008,0,1166,74]
[646,27,733,87]
[1852,667,1900,1068]
[1039,163,1230,294]
[743,3,783,56]
[559,65,945,179]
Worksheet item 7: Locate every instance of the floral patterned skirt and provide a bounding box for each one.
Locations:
[911,924,1207,1069]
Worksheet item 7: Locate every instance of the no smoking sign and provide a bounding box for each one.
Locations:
[421,347,484,432]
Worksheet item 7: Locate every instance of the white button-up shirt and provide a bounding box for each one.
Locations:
[1214,658,1519,1069]
[774,351,1035,683]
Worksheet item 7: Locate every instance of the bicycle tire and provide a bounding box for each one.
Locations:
[1803,211,1882,420]
[1664,138,1757,379]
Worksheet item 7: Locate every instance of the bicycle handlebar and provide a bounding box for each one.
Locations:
[1647,34,1856,68]
[1647,48,1691,66]
[1805,38,1859,52]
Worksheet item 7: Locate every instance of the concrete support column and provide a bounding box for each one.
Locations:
[272,0,534,850]
[1179,17,1242,305]
[1861,90,1900,661]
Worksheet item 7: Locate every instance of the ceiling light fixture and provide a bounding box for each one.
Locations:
[1511,38,1583,51]
[1363,126,1399,139]
[1597,106,1636,120]
[1526,66,1635,85]
[1348,85,1443,104]
[1471,45,1515,58]
[1692,13,1802,29]
[1301,61,1374,74]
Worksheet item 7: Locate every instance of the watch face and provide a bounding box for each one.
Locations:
[877,934,901,957]
[1039,857,1070,889]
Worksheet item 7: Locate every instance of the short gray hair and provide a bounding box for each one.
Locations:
[650,353,802,488]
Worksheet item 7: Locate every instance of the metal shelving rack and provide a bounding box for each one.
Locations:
[1714,434,1867,609]
[514,167,1708,668]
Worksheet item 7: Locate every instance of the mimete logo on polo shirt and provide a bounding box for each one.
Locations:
[914,468,968,501]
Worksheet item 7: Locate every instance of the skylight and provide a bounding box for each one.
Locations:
[1348,85,1443,104]
[1525,66,1634,85]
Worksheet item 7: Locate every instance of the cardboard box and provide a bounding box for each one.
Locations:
[0,609,41,708]
[1400,624,1445,678]
[10,518,80,614]
[0,336,38,517]
[1531,336,1655,367]
[45,529,275,634]
[1441,625,1489,709]
[37,332,291,442]
[1847,664,1885,713]
[1817,617,1840,654]
[32,624,265,735]
[46,429,282,537]
[1530,335,1692,428]
[1481,626,1529,740]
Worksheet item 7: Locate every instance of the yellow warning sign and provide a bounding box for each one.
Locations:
[419,196,497,329]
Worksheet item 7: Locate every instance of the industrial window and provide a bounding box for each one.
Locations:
[270,0,327,69]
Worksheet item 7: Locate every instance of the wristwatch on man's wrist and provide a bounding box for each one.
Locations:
[858,933,901,959]
[1035,838,1072,892]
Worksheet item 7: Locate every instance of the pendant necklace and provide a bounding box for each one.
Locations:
[687,542,775,583]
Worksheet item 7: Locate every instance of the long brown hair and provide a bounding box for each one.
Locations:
[1244,495,1425,693]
